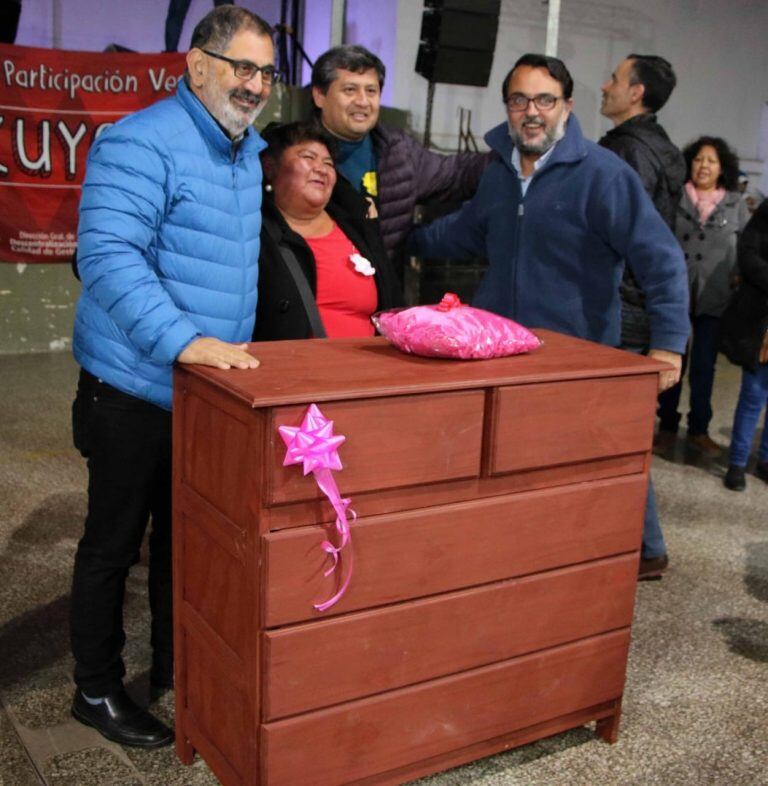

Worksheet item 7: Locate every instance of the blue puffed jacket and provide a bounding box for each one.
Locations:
[411,115,690,354]
[73,78,266,410]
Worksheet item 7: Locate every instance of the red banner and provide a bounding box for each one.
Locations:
[0,44,186,263]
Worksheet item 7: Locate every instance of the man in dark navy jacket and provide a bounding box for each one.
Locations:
[412,53,688,358]
[411,54,689,580]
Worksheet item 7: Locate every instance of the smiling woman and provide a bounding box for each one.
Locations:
[253,120,402,341]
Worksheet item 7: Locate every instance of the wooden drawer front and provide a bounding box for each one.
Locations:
[267,390,485,504]
[263,474,646,626]
[261,629,630,786]
[490,375,656,474]
[263,554,636,720]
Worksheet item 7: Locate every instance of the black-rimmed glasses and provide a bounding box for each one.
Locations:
[505,93,561,112]
[201,50,280,84]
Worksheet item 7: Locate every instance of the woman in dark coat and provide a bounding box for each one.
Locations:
[720,199,768,490]
[656,136,750,456]
[253,121,402,341]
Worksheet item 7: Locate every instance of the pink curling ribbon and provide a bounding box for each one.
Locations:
[278,404,355,612]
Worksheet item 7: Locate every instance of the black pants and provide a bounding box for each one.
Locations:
[658,314,718,436]
[70,370,173,696]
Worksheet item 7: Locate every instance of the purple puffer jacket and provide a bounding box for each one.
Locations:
[372,124,492,255]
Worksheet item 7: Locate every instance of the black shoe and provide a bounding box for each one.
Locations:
[638,553,668,581]
[652,429,677,454]
[724,465,746,491]
[756,461,768,483]
[71,687,174,748]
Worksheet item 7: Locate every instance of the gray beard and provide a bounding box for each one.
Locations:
[201,80,264,136]
[510,114,567,155]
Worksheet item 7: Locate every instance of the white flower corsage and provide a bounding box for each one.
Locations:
[349,252,376,276]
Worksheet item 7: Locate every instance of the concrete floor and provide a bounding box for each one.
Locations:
[0,350,766,786]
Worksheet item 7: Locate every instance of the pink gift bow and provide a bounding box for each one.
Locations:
[278,404,355,612]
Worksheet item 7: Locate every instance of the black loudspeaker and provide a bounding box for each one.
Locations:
[415,0,501,87]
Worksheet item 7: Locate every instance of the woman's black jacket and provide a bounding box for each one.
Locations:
[720,199,768,371]
[252,179,403,341]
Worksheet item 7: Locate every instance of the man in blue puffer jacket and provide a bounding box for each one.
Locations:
[411,54,689,584]
[70,6,272,748]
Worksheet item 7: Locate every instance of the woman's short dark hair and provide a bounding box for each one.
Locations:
[501,53,574,102]
[683,136,740,191]
[260,121,339,167]
[627,54,676,113]
[311,45,386,93]
[190,5,273,52]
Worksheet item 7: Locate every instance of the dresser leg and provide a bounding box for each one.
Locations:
[176,732,196,764]
[595,699,622,744]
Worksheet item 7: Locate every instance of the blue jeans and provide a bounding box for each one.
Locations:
[658,314,720,435]
[642,478,666,559]
[625,347,667,559]
[728,365,768,467]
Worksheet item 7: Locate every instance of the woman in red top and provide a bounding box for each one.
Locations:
[253,121,402,341]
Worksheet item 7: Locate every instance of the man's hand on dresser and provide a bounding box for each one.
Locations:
[648,348,682,392]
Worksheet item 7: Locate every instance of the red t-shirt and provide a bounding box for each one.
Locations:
[305,223,377,338]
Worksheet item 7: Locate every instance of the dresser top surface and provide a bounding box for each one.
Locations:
[176,329,667,408]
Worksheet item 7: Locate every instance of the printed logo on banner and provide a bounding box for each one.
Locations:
[0,44,186,264]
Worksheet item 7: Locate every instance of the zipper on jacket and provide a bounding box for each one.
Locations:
[230,144,247,330]
[513,200,524,314]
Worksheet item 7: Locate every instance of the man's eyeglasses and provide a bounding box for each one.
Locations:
[202,50,280,84]
[505,93,561,112]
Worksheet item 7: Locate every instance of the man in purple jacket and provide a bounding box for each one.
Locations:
[311,44,490,260]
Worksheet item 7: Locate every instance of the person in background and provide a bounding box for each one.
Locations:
[310,44,491,264]
[164,0,230,52]
[0,0,21,43]
[410,54,689,583]
[70,6,271,748]
[657,137,750,457]
[720,199,768,490]
[599,54,686,350]
[598,53,686,579]
[737,170,760,214]
[253,121,401,341]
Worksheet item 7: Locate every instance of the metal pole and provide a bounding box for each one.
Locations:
[52,0,62,49]
[545,0,561,57]
[423,80,435,148]
[331,0,346,47]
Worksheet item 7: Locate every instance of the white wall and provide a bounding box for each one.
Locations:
[392,0,768,178]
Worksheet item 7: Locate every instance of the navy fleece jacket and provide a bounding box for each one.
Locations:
[411,115,690,353]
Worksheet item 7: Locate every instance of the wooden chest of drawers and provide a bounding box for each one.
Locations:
[172,331,664,786]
